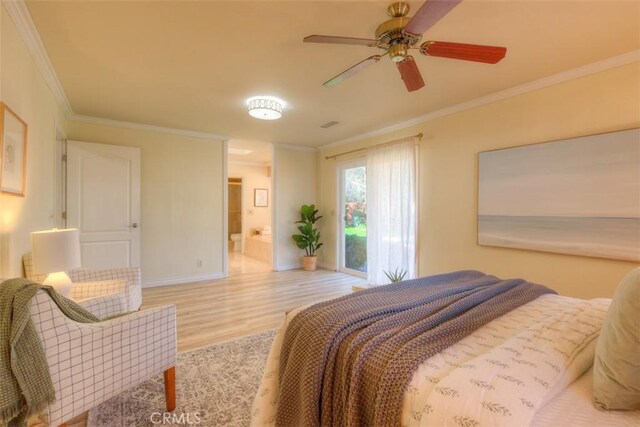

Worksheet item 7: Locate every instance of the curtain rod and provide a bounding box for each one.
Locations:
[325,133,423,160]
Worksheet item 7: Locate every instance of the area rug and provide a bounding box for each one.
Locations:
[88,330,276,427]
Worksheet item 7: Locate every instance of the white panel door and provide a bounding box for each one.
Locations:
[67,140,141,269]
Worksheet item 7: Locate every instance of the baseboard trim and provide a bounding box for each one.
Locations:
[273,262,302,271]
[143,272,225,288]
[317,262,337,271]
[274,262,338,271]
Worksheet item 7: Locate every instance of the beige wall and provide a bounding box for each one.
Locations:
[319,62,640,299]
[1,4,4,274]
[0,5,227,286]
[67,121,225,286]
[227,162,272,244]
[273,146,317,270]
[0,6,67,277]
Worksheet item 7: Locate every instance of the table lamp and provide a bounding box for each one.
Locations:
[31,228,81,296]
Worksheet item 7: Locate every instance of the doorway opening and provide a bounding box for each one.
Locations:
[339,160,367,277]
[226,140,273,275]
[228,178,243,252]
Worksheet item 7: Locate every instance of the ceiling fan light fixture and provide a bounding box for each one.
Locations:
[246,96,285,120]
[388,44,407,62]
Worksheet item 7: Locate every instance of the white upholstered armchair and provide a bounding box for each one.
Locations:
[31,290,177,426]
[23,253,142,312]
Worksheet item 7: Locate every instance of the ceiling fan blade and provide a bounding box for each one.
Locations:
[421,41,506,63]
[404,0,462,35]
[324,55,382,87]
[397,56,425,92]
[304,35,379,47]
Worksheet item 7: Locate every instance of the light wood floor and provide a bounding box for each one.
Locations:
[62,254,365,427]
[142,253,367,352]
[227,250,272,275]
[64,254,365,426]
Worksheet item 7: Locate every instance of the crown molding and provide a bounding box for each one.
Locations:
[9,0,637,152]
[6,0,231,142]
[3,0,74,117]
[69,114,230,141]
[320,50,640,151]
[273,143,317,152]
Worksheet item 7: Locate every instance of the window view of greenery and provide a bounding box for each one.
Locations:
[344,166,366,273]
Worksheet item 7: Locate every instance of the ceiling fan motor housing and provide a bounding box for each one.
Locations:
[376,2,423,62]
[375,17,410,45]
[387,2,410,18]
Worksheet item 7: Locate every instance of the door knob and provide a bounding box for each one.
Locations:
[130,223,139,229]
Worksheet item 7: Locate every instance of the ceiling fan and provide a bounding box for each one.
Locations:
[303,0,506,92]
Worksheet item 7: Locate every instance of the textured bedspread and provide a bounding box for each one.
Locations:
[401,294,609,426]
[272,270,554,427]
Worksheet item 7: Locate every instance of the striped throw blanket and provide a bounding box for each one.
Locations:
[275,270,555,426]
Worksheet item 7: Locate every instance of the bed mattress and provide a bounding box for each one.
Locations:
[252,293,639,426]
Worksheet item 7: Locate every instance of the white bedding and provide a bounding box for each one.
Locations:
[252,294,638,426]
[532,368,640,427]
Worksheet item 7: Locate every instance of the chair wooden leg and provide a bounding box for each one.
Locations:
[164,367,176,411]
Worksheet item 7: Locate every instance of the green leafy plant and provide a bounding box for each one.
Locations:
[345,234,367,272]
[291,204,323,257]
[384,267,408,284]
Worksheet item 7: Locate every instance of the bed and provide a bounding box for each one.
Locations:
[251,270,640,426]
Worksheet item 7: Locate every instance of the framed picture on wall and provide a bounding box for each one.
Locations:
[254,188,268,207]
[477,128,640,262]
[0,103,28,196]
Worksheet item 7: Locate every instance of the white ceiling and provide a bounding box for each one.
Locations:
[228,139,272,164]
[26,0,640,147]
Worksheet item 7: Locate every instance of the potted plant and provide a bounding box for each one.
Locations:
[292,204,323,271]
[384,267,408,284]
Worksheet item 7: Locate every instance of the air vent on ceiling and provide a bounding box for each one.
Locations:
[320,121,339,129]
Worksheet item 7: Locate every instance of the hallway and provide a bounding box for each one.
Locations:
[228,250,271,275]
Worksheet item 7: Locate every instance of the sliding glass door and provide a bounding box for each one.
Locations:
[339,161,367,276]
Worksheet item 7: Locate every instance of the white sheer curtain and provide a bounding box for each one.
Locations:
[366,137,417,285]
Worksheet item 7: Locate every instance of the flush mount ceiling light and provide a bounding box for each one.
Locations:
[246,96,285,120]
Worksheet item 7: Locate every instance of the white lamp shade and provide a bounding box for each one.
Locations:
[31,229,81,274]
